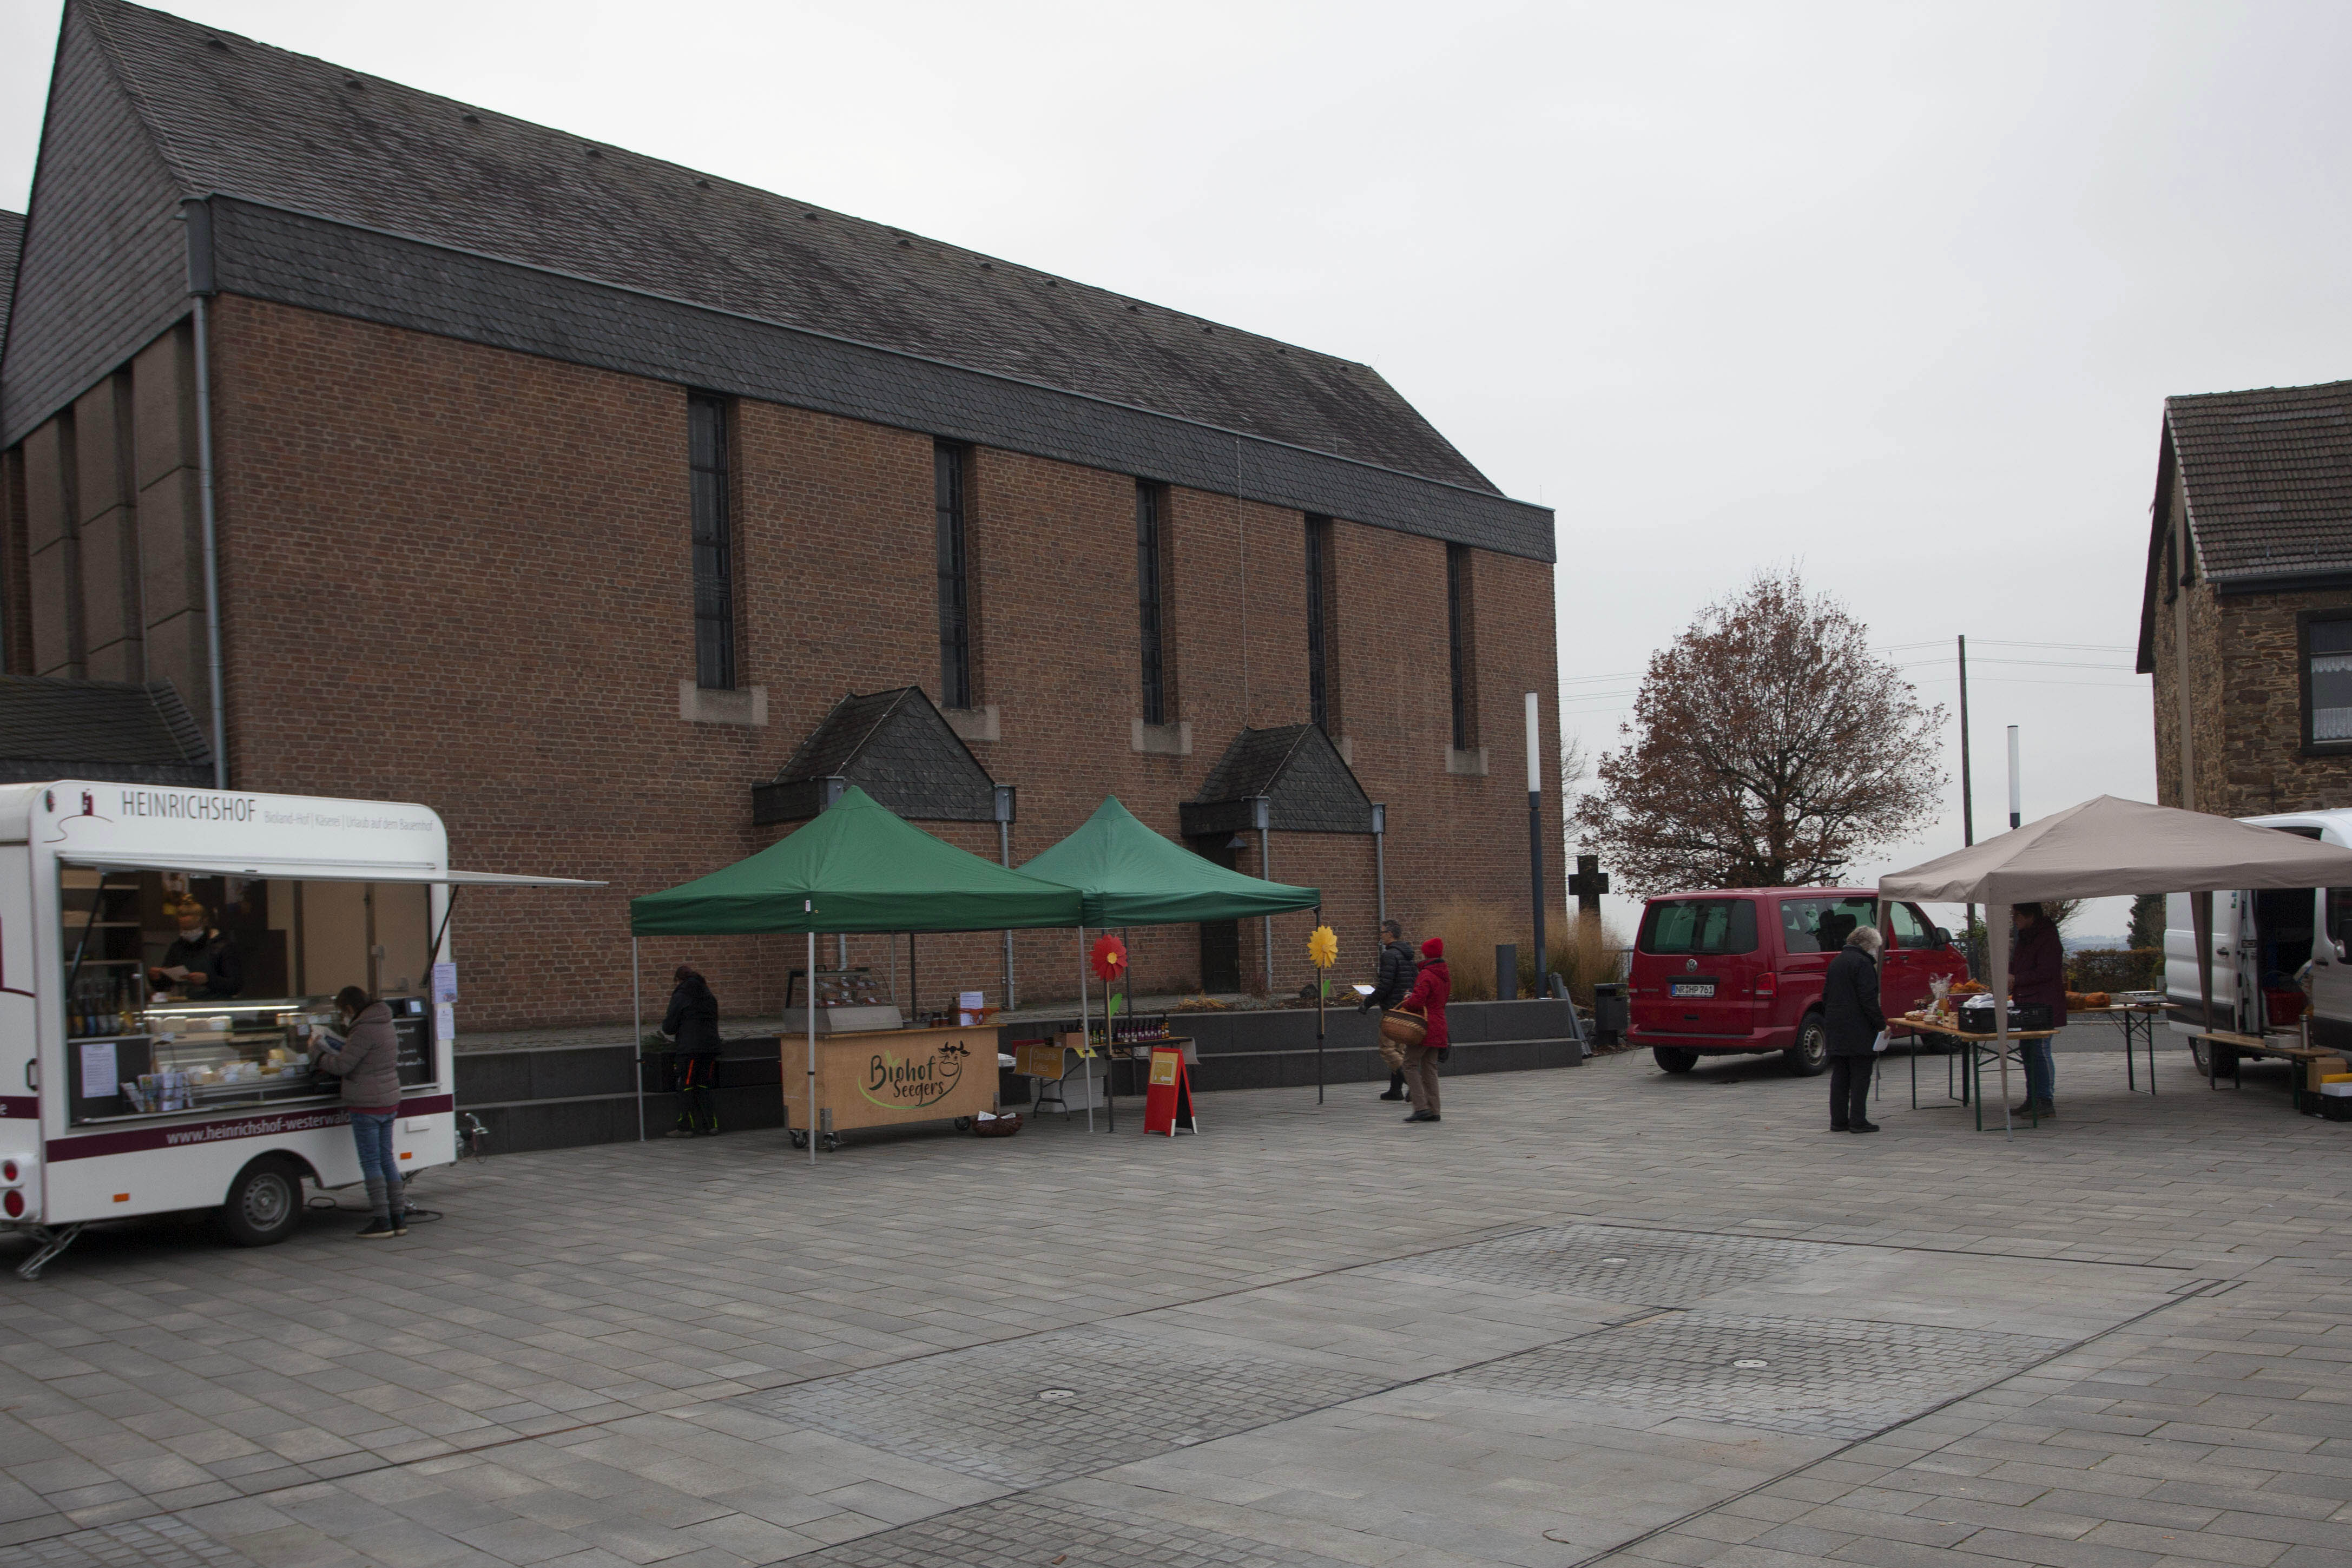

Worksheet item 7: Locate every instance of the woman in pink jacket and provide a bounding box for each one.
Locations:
[1400,938,1451,1124]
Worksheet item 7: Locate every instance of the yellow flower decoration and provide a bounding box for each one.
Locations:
[1307,925,1339,969]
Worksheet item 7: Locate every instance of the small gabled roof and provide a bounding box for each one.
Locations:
[0,674,211,785]
[752,688,1000,826]
[2137,378,2352,670]
[1180,725,1375,838]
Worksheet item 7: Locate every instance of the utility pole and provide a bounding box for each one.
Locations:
[1959,634,1976,946]
[1525,693,1545,998]
[2007,725,2022,829]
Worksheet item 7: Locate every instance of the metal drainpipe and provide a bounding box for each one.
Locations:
[186,199,228,790]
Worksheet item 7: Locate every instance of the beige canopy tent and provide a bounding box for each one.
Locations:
[1878,795,2352,1127]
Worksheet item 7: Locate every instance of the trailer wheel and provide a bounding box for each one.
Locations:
[217,1157,304,1247]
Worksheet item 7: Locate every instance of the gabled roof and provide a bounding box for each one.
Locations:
[1180,725,1375,837]
[2136,378,2352,670]
[0,210,22,355]
[0,0,1555,559]
[752,688,1000,826]
[0,674,211,785]
[1020,796,1321,926]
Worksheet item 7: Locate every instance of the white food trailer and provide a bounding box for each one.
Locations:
[1,780,594,1279]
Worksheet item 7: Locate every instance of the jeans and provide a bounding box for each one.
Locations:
[2022,1039,2056,1104]
[350,1110,403,1217]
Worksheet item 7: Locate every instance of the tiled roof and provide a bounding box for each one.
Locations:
[0,674,212,785]
[71,0,1494,496]
[0,210,22,357]
[753,688,1000,825]
[2166,379,2352,585]
[1181,725,1374,836]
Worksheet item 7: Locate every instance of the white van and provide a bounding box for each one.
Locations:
[2165,807,2352,1060]
[1,781,588,1278]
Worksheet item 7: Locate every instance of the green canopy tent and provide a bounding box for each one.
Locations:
[1021,795,1326,1109]
[629,786,1084,1158]
[1019,796,1322,926]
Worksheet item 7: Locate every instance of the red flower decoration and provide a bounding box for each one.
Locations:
[1089,934,1129,982]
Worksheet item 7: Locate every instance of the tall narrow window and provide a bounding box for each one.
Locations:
[936,443,972,709]
[687,394,735,689]
[1136,481,1169,725]
[1446,543,1477,750]
[1305,516,1337,733]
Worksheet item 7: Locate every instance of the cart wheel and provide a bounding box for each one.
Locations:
[820,1134,841,1153]
[954,1117,973,1131]
[216,1156,304,1248]
[2189,1037,2210,1074]
[788,1129,809,1150]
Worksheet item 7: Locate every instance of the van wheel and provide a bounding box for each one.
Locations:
[217,1157,304,1247]
[1784,1016,1830,1077]
[1652,1047,1697,1074]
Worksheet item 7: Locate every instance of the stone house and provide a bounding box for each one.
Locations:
[0,0,1562,1028]
[2137,379,2352,818]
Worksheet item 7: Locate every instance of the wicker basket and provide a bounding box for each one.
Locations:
[1380,1008,1428,1047]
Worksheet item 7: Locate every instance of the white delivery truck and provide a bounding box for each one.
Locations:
[2165,806,2352,1061]
[1,780,591,1279]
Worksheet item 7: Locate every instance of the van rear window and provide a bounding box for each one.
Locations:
[1638,899,1758,955]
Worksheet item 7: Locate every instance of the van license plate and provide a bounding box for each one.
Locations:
[1670,983,1715,998]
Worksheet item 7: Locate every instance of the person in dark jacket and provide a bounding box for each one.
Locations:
[315,986,407,1237]
[1821,925,1887,1134]
[1400,938,1451,1124]
[2007,902,2067,1119]
[149,900,242,1000]
[1363,920,1418,1101]
[662,964,723,1137]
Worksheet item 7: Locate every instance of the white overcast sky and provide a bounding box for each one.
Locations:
[7,0,2349,939]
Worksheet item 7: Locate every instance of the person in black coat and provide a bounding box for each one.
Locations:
[1821,925,1887,1134]
[1362,920,1418,1101]
[661,964,722,1137]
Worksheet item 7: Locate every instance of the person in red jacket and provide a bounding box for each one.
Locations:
[2007,902,2067,1119]
[1400,937,1451,1123]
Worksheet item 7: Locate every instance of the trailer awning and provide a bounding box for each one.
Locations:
[60,853,601,886]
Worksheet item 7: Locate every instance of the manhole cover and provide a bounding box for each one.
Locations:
[1036,1388,1077,1401]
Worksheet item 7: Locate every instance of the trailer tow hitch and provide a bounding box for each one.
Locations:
[16,1224,86,1281]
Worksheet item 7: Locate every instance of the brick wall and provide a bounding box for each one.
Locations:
[23,295,1560,1030]
[2150,538,2352,818]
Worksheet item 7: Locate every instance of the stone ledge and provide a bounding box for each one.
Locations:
[943,704,999,743]
[677,680,767,726]
[1131,718,1193,756]
[1447,746,1489,776]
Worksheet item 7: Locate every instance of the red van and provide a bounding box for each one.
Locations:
[1626,888,1971,1076]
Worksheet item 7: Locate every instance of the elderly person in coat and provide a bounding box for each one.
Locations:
[315,985,408,1237]
[1822,924,1887,1134]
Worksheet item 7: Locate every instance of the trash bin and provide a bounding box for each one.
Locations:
[1591,983,1628,1044]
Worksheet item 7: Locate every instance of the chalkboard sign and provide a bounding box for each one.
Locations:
[384,997,433,1085]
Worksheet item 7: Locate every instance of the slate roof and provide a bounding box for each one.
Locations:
[2136,378,2352,670]
[753,688,1002,825]
[1181,725,1374,836]
[1,0,1555,559]
[0,210,22,357]
[0,674,212,785]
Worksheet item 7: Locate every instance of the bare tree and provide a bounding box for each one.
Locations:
[1560,732,1593,842]
[1574,568,1946,897]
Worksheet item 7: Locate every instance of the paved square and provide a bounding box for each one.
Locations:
[0,1040,2341,1568]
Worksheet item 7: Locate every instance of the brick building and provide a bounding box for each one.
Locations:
[2137,379,2352,818]
[0,0,1562,1030]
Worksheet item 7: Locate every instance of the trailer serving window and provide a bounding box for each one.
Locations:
[60,867,438,1126]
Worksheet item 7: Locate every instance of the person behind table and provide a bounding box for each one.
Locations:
[1822,924,1887,1134]
[1400,937,1451,1124]
[314,985,407,1238]
[1361,919,1418,1101]
[2007,901,2067,1120]
[661,963,722,1137]
[149,898,242,999]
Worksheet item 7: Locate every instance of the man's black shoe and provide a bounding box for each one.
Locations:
[1379,1088,1406,1101]
[1850,1120,1881,1134]
[1830,1123,1849,1133]
[1405,1110,1440,1123]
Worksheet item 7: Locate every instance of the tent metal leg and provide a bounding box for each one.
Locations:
[633,938,644,1143]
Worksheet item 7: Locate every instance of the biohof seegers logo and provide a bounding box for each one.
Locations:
[861,1040,972,1109]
